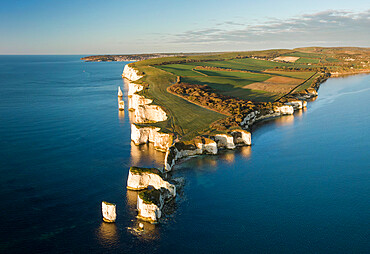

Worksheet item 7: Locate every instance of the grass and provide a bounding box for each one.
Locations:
[296,57,320,64]
[126,47,369,140]
[282,51,323,58]
[156,64,205,77]
[264,71,315,79]
[130,166,162,175]
[135,66,226,140]
[139,189,161,206]
[153,58,313,102]
[180,75,278,101]
[292,72,321,92]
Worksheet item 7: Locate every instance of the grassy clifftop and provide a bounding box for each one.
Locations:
[127,47,369,140]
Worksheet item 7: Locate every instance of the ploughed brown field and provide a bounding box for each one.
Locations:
[245,76,303,93]
[273,56,300,62]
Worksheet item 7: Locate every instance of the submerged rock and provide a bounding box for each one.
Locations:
[102,201,116,223]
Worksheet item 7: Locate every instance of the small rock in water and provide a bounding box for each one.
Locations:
[102,201,116,223]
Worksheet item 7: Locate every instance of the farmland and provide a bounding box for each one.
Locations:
[126,47,370,139]
[155,57,315,101]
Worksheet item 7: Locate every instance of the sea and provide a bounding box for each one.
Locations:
[0,55,369,253]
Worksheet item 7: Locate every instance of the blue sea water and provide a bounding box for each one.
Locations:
[0,55,369,253]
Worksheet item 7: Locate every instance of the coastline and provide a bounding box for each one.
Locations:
[122,63,330,223]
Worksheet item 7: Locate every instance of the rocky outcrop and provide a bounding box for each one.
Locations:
[118,100,124,111]
[214,134,236,149]
[164,133,252,171]
[285,100,307,110]
[194,137,218,154]
[165,138,219,172]
[137,189,165,223]
[275,105,294,115]
[102,201,117,223]
[122,65,143,81]
[240,111,259,128]
[131,124,173,152]
[231,129,252,146]
[127,167,176,197]
[126,166,175,224]
[118,86,123,97]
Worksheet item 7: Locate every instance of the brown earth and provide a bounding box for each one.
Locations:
[245,76,303,93]
[273,56,300,62]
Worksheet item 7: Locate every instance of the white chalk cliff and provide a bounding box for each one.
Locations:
[276,105,294,115]
[131,124,172,152]
[118,86,123,97]
[214,134,236,149]
[134,104,168,123]
[127,169,176,197]
[164,132,251,171]
[231,129,252,146]
[122,65,143,81]
[102,201,117,223]
[285,100,307,110]
[123,65,171,151]
[137,194,163,223]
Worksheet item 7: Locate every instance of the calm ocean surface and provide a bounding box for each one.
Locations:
[0,55,369,253]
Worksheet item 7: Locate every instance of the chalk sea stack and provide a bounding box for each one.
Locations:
[117,86,123,97]
[102,201,117,223]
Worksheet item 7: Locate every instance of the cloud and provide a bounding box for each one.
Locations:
[168,10,370,49]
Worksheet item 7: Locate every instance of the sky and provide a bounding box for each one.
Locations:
[0,0,369,54]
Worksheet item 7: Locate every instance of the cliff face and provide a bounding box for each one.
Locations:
[231,129,252,146]
[285,100,307,110]
[102,201,117,223]
[134,104,168,123]
[214,134,236,149]
[126,167,176,223]
[137,194,163,222]
[127,169,176,197]
[128,94,152,111]
[131,124,172,152]
[240,105,295,129]
[276,105,294,115]
[164,131,251,171]
[122,65,143,81]
[123,65,173,152]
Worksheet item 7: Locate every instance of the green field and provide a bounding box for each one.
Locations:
[296,57,320,64]
[127,47,369,139]
[282,51,323,58]
[292,72,322,92]
[133,66,226,139]
[265,71,316,79]
[155,57,315,101]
